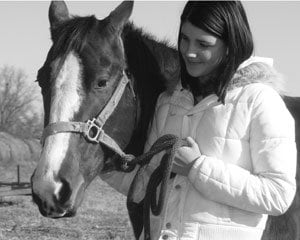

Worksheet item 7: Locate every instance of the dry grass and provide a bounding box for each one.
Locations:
[0,165,134,240]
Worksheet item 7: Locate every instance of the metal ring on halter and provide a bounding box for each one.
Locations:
[84,118,103,143]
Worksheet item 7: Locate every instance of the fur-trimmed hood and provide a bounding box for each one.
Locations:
[229,56,286,94]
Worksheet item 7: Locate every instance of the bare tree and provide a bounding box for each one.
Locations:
[0,65,43,139]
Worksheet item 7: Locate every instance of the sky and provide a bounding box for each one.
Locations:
[0,1,300,97]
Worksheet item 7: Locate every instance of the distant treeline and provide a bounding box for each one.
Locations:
[0,132,41,166]
[0,65,43,139]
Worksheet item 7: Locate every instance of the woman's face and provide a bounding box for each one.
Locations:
[180,21,227,79]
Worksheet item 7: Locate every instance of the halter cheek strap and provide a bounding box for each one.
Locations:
[41,71,135,159]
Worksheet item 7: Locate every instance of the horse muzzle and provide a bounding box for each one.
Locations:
[31,171,85,218]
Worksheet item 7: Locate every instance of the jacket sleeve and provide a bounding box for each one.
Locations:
[100,92,171,202]
[188,86,297,215]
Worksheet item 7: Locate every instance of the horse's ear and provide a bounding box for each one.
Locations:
[49,0,70,29]
[108,1,134,31]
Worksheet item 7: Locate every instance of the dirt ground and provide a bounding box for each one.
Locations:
[0,165,134,240]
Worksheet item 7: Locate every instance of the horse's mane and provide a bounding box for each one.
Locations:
[122,23,179,155]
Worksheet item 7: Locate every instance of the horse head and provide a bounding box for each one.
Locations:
[31,0,136,218]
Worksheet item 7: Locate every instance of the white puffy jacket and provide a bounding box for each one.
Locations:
[101,59,297,240]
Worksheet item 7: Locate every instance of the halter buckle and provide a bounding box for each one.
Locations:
[84,118,103,143]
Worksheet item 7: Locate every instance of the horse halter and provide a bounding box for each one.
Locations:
[41,71,135,159]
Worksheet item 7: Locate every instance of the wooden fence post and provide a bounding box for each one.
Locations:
[17,165,20,185]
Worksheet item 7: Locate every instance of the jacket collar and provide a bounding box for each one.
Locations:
[169,87,220,115]
[186,94,220,115]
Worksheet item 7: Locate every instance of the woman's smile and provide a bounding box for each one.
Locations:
[186,61,204,73]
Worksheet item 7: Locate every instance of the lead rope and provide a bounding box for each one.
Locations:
[119,134,187,240]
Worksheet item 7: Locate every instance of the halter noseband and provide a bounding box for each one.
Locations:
[41,71,135,158]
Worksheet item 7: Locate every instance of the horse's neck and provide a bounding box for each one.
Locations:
[122,24,179,156]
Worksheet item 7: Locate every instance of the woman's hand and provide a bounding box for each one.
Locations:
[172,137,201,176]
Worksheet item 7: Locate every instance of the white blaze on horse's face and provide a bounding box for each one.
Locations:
[50,52,83,124]
[45,51,83,176]
[33,51,84,216]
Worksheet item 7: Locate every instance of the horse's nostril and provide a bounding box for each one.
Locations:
[55,177,72,206]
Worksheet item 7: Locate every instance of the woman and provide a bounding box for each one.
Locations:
[102,1,297,239]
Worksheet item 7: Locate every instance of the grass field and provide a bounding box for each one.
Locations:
[0,165,134,240]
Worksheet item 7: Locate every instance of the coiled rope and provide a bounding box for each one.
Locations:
[119,134,187,240]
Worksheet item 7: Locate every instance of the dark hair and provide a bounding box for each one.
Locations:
[178,1,254,103]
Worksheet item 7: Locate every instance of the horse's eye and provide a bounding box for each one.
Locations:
[96,80,107,88]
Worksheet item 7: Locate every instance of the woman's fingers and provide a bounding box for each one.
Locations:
[186,136,198,149]
[186,136,195,146]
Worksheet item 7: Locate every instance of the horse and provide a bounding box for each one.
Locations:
[31,1,300,239]
[31,0,178,237]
